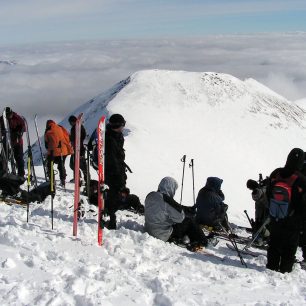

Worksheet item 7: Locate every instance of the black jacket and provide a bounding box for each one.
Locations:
[105,124,126,187]
[70,124,86,156]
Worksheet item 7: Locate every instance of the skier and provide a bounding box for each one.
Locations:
[44,120,73,186]
[88,114,128,229]
[266,148,306,273]
[195,177,229,230]
[118,187,144,214]
[68,115,88,185]
[145,176,210,250]
[0,107,26,177]
[246,179,270,243]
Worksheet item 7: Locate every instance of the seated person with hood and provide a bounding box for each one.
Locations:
[195,177,228,230]
[145,176,210,251]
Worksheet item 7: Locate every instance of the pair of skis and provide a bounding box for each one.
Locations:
[73,115,106,247]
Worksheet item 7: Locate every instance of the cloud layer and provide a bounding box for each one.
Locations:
[1,33,306,138]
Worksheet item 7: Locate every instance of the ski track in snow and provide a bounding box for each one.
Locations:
[1,171,306,306]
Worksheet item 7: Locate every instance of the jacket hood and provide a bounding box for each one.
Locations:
[158,177,178,198]
[205,177,223,192]
[284,148,304,174]
[46,120,56,129]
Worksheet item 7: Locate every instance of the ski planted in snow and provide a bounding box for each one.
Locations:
[2,109,16,174]
[34,114,48,181]
[226,243,265,258]
[73,113,83,237]
[23,116,37,187]
[97,116,106,246]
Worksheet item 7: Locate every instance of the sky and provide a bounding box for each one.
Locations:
[1,1,306,139]
[1,0,306,45]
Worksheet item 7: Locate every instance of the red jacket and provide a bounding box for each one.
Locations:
[0,112,25,146]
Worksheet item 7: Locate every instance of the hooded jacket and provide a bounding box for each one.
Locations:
[195,177,226,226]
[44,120,73,157]
[145,177,185,242]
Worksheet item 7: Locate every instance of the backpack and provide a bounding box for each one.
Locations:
[21,181,52,203]
[269,173,298,220]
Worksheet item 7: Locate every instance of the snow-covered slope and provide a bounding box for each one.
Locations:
[2,70,306,305]
[34,69,306,221]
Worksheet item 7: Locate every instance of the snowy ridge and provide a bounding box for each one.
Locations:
[32,69,306,218]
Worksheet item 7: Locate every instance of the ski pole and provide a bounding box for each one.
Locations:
[180,155,186,205]
[189,159,195,205]
[86,146,91,197]
[50,158,54,230]
[243,217,270,250]
[219,221,247,268]
[26,155,31,223]
[244,210,254,229]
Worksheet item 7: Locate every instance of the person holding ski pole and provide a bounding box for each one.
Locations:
[145,177,215,251]
[44,120,73,186]
[266,148,306,273]
[68,115,88,186]
[195,177,229,231]
[0,107,26,177]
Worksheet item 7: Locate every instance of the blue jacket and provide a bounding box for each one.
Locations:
[195,177,226,226]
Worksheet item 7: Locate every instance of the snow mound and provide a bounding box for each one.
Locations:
[33,70,306,220]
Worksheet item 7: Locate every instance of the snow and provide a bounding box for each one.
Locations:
[2,70,306,305]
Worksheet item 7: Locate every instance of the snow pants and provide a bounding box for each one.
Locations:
[69,154,88,183]
[13,144,24,177]
[170,217,208,246]
[267,219,300,273]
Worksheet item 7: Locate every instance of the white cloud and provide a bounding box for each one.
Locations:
[0,33,306,138]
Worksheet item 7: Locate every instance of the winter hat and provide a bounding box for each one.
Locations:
[68,115,77,124]
[120,187,130,195]
[109,114,126,128]
[205,177,223,192]
[285,148,304,173]
[246,179,259,191]
[5,107,12,116]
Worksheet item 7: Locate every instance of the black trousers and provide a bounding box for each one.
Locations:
[47,155,67,183]
[299,221,306,261]
[267,219,300,273]
[69,154,88,182]
[170,217,208,246]
[13,144,24,177]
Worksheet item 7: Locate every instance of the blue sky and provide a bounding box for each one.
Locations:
[1,0,306,45]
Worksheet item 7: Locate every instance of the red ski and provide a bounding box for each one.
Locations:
[73,113,83,237]
[97,116,106,246]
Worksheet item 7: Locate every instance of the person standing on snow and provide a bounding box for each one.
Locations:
[0,107,26,177]
[44,120,73,186]
[266,148,306,273]
[145,176,210,250]
[195,177,229,230]
[68,115,88,185]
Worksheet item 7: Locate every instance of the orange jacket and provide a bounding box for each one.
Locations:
[44,120,73,157]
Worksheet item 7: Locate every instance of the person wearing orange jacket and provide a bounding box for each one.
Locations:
[44,120,73,186]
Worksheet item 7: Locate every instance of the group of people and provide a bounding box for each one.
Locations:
[1,106,306,273]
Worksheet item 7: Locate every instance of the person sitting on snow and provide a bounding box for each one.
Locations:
[118,187,144,214]
[195,177,229,231]
[145,176,211,251]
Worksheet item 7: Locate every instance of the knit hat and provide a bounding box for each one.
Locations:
[109,114,126,128]
[68,115,77,124]
[246,179,259,190]
[285,148,304,172]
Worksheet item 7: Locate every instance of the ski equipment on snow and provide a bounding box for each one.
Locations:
[23,116,37,187]
[179,155,186,205]
[34,114,47,181]
[73,113,83,237]
[189,158,195,205]
[97,116,106,246]
[2,109,16,174]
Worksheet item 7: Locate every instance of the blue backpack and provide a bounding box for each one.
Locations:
[269,174,298,220]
